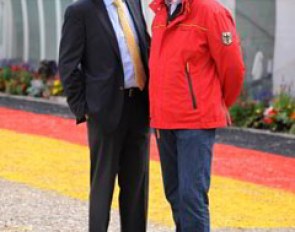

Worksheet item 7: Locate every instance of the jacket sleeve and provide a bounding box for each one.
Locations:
[58,5,87,124]
[207,8,245,108]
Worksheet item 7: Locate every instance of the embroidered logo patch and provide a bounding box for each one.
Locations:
[222,32,233,46]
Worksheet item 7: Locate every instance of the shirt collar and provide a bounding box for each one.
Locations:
[103,0,114,7]
[165,0,182,6]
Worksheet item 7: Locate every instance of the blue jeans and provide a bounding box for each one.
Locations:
[156,129,216,232]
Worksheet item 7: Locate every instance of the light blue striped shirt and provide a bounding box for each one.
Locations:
[103,0,139,89]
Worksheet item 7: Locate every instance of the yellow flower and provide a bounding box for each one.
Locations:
[53,79,61,86]
[50,80,63,96]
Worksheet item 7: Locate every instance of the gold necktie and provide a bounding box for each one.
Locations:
[113,0,146,90]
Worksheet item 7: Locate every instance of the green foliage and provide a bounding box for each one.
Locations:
[290,124,295,135]
[273,92,295,115]
[230,100,264,128]
[0,66,33,95]
[1,67,12,81]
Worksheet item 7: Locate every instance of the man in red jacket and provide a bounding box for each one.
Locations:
[149,0,245,231]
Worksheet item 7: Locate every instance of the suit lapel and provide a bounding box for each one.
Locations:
[91,0,121,58]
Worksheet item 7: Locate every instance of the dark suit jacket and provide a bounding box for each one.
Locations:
[59,0,150,133]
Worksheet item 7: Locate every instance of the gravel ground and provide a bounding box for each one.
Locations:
[0,179,170,232]
[0,179,294,232]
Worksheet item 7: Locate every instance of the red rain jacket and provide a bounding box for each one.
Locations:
[149,0,245,129]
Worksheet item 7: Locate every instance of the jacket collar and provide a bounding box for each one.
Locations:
[150,0,191,14]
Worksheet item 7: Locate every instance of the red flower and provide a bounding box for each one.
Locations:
[263,117,273,125]
[10,65,18,72]
[264,106,277,117]
[269,110,277,116]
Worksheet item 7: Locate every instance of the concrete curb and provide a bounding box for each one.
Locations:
[0,92,67,106]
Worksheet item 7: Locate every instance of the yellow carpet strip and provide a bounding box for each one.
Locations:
[0,129,294,228]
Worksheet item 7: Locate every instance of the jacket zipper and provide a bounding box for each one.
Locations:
[185,63,197,109]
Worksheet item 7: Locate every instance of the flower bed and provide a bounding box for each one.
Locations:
[230,92,295,134]
[0,61,63,98]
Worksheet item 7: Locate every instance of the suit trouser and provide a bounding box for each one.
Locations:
[156,129,215,232]
[87,90,149,232]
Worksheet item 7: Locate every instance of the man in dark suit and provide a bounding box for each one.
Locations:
[58,0,150,231]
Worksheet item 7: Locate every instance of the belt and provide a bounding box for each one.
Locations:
[124,88,141,97]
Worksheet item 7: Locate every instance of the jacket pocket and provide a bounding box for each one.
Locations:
[185,63,197,109]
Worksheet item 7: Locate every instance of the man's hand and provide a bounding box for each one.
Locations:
[225,108,232,126]
[222,102,232,126]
